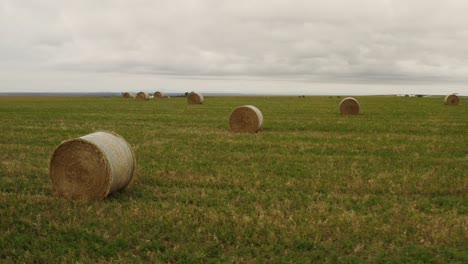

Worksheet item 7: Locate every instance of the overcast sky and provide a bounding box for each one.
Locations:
[1,0,467,95]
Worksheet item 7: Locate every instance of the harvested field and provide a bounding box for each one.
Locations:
[0,95,466,263]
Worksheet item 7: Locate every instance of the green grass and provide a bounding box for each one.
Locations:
[0,95,466,263]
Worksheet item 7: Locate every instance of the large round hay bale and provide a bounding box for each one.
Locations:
[188,92,204,104]
[49,131,136,200]
[122,92,135,98]
[339,97,360,115]
[136,92,150,100]
[154,91,165,98]
[229,105,263,133]
[444,94,459,105]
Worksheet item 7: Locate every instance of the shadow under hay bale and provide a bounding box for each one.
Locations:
[136,92,150,100]
[444,94,459,105]
[49,131,136,200]
[188,92,204,104]
[229,105,263,133]
[339,97,360,115]
[122,92,135,98]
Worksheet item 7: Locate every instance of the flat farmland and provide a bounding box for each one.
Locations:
[0,95,466,263]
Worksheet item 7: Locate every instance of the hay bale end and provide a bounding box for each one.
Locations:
[229,105,264,133]
[154,91,166,98]
[444,94,459,105]
[122,92,135,98]
[339,97,360,115]
[49,131,136,200]
[136,92,150,100]
[188,92,204,104]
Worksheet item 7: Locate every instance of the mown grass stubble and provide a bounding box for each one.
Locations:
[0,96,466,262]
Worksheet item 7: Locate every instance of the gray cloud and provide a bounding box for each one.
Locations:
[1,0,467,94]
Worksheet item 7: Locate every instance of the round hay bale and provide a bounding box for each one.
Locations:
[122,92,135,98]
[229,105,263,133]
[444,94,459,105]
[136,92,149,100]
[154,91,165,98]
[339,97,360,115]
[49,131,136,200]
[188,92,204,104]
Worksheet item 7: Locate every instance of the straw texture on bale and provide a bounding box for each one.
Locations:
[229,105,264,133]
[188,92,204,104]
[122,92,135,98]
[49,131,136,200]
[444,94,459,105]
[154,91,166,98]
[136,92,150,100]
[339,97,360,115]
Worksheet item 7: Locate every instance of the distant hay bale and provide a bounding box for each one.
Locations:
[444,94,459,105]
[229,105,263,133]
[49,131,136,200]
[122,92,135,98]
[136,92,150,100]
[154,91,166,98]
[339,97,360,115]
[188,92,204,104]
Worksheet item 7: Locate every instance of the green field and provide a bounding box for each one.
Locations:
[0,95,466,263]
